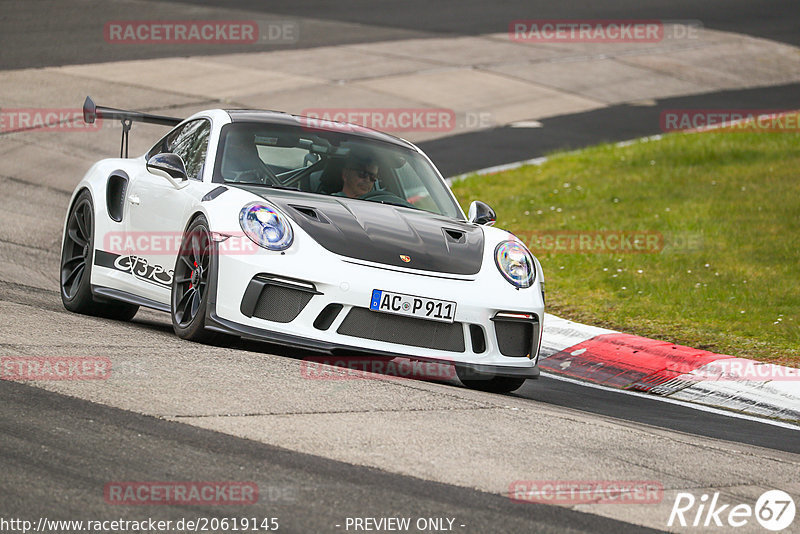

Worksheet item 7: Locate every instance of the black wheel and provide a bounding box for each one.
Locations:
[171,216,218,342]
[60,190,139,320]
[456,367,527,394]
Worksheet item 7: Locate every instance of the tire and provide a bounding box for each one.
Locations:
[171,216,219,343]
[456,366,527,394]
[60,190,139,320]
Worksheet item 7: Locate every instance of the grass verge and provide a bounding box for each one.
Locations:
[452,124,799,366]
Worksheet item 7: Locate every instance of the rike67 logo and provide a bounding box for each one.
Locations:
[668,490,795,531]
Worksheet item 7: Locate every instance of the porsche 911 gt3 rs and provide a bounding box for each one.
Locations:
[60,97,545,393]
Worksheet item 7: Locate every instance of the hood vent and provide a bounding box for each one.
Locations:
[443,228,466,243]
[290,205,328,223]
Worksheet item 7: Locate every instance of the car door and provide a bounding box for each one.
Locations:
[124,119,212,304]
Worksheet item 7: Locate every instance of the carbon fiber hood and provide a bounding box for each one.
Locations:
[235,187,484,275]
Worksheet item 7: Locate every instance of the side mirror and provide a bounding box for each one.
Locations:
[468,200,496,226]
[147,153,189,188]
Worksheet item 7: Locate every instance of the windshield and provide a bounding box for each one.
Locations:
[213,122,464,219]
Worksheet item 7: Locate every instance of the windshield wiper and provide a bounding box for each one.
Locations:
[369,199,419,209]
[258,184,300,191]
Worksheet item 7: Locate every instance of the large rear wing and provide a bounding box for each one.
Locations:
[83,96,182,157]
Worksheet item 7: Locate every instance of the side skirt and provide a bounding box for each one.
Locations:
[91,285,171,313]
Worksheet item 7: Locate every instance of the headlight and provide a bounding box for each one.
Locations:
[239,203,293,251]
[495,240,535,288]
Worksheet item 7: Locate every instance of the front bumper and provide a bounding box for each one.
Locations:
[206,236,544,378]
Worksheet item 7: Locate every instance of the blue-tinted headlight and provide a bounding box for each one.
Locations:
[239,203,293,251]
[495,240,535,288]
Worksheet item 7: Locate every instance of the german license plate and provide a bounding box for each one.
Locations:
[369,290,456,323]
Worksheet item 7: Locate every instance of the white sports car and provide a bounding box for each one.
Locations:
[61,97,545,393]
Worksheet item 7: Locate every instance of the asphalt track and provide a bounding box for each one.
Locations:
[179,0,800,46]
[2,381,656,534]
[2,1,800,532]
[1,0,798,70]
[421,82,800,176]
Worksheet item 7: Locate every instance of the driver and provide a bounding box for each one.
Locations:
[222,128,267,182]
[335,152,379,198]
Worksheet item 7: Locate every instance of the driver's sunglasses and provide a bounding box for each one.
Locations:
[349,168,378,182]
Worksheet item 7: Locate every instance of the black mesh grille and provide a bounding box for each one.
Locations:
[337,307,465,352]
[494,321,534,357]
[252,285,314,323]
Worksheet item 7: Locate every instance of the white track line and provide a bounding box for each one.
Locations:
[540,372,800,431]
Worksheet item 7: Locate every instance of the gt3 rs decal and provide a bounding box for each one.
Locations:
[94,250,173,288]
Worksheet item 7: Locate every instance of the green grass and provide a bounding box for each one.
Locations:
[452,126,800,366]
